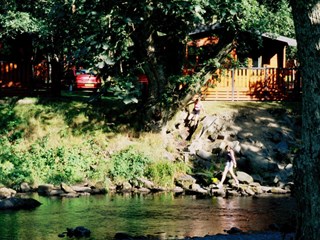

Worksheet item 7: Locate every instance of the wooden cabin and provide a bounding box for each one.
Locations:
[185,25,300,101]
[0,34,52,96]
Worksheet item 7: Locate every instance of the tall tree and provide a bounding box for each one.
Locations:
[290,0,320,239]
[0,0,295,125]
[76,0,294,126]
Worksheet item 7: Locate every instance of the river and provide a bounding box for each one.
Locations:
[0,193,295,240]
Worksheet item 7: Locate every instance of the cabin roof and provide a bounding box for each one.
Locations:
[189,23,223,35]
[189,24,297,47]
[262,33,297,47]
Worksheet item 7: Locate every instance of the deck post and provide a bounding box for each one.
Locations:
[231,68,235,101]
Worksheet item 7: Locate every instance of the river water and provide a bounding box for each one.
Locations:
[0,193,295,240]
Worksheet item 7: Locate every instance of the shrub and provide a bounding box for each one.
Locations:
[108,147,151,183]
[146,160,191,188]
[0,134,109,186]
[23,137,108,185]
[0,137,32,186]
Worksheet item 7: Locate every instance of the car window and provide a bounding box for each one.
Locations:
[76,69,97,75]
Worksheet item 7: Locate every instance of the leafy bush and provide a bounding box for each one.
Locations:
[23,137,108,185]
[0,137,32,186]
[108,147,151,182]
[0,100,24,140]
[146,160,191,188]
[106,76,141,105]
[0,134,109,186]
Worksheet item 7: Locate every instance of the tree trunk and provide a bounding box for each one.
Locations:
[290,1,320,239]
[51,59,62,97]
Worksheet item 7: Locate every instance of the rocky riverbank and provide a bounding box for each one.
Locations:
[0,103,300,206]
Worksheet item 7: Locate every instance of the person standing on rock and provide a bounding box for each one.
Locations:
[187,98,205,125]
[217,145,239,188]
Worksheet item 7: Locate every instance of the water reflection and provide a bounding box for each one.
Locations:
[0,193,295,240]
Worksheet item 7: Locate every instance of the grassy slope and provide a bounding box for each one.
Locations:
[0,94,301,187]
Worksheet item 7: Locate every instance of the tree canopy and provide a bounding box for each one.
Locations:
[0,0,295,125]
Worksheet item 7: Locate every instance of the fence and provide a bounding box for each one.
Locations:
[201,67,301,101]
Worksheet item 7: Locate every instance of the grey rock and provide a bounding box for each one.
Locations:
[61,182,77,194]
[175,174,197,189]
[72,186,92,193]
[236,171,254,184]
[66,226,91,238]
[137,177,154,189]
[0,197,41,210]
[173,186,184,193]
[38,184,55,196]
[92,181,108,194]
[196,149,213,161]
[20,182,31,193]
[269,187,289,194]
[0,187,16,199]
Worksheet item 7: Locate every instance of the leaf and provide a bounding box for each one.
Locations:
[157,31,166,36]
[229,9,237,15]
[96,62,105,69]
[102,44,109,50]
[123,97,138,105]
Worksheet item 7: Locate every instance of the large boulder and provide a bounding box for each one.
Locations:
[0,187,16,199]
[236,171,254,184]
[19,182,32,193]
[61,182,77,194]
[137,177,154,189]
[175,174,197,190]
[92,181,108,194]
[241,144,279,174]
[188,183,208,194]
[0,197,41,210]
[196,149,213,161]
[71,185,92,193]
[66,226,91,238]
[37,184,55,196]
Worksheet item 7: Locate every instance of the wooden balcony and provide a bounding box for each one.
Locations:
[201,67,301,101]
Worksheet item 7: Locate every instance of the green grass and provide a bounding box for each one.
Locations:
[0,94,301,188]
[202,100,301,116]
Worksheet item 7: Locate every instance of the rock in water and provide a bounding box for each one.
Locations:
[67,226,91,238]
[0,197,41,210]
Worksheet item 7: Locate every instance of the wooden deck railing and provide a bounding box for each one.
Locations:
[0,61,50,95]
[0,61,31,89]
[201,67,301,101]
[0,61,301,101]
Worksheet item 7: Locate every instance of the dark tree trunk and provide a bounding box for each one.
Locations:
[290,0,320,239]
[51,59,62,97]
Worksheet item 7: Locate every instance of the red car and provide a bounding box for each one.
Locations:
[74,69,101,90]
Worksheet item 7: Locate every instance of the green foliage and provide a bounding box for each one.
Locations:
[0,137,32,186]
[0,101,20,132]
[109,147,151,182]
[106,76,141,105]
[162,74,200,106]
[0,100,24,141]
[0,0,295,119]
[25,137,107,184]
[0,11,40,38]
[146,160,191,188]
[0,133,108,186]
